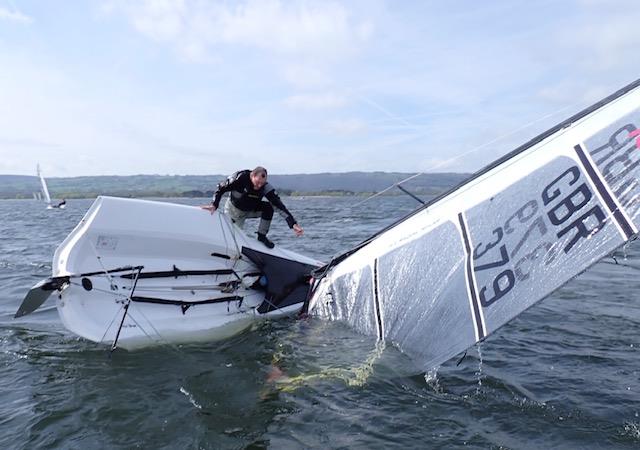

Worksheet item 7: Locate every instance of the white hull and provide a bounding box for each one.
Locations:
[45,196,320,350]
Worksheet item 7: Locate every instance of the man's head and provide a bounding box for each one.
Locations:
[250,166,268,190]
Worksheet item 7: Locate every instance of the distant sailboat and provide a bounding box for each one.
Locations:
[37,164,66,209]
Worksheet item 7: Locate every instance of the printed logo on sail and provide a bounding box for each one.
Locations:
[584,114,640,217]
[629,129,640,149]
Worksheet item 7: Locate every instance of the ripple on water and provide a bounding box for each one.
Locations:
[1,198,640,448]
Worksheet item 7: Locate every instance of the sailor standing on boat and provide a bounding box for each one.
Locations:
[201,166,304,248]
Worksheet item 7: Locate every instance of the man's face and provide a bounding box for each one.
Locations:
[250,172,267,190]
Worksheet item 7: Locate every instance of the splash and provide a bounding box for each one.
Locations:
[179,386,203,409]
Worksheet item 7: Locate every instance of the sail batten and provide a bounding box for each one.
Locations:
[310,78,640,372]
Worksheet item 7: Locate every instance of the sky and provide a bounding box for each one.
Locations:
[0,0,639,177]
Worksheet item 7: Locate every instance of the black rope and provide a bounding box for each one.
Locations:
[396,184,426,205]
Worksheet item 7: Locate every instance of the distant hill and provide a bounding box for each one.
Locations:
[0,172,471,199]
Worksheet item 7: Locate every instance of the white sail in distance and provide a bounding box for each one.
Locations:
[308,78,640,373]
[37,164,52,207]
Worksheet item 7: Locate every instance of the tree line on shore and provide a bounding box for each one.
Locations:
[0,172,470,199]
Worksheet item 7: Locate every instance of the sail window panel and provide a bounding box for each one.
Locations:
[314,265,378,337]
[377,221,475,372]
[583,108,640,224]
[465,156,625,335]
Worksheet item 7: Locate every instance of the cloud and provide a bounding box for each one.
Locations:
[5,0,640,177]
[0,6,33,24]
[217,0,372,57]
[556,2,640,73]
[103,0,373,61]
[326,118,368,135]
[284,92,348,110]
[280,63,331,89]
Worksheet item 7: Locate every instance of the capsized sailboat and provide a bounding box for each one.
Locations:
[306,77,640,372]
[17,78,640,365]
[16,196,321,349]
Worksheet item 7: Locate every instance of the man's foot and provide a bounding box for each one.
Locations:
[257,233,275,249]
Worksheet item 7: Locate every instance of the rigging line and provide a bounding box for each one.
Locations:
[98,303,126,345]
[130,305,224,364]
[110,266,142,353]
[219,211,241,261]
[353,101,579,207]
[103,303,205,366]
[88,243,118,290]
[121,310,167,347]
[129,306,241,374]
[320,96,619,276]
[220,211,246,280]
[228,226,242,276]
[218,210,233,259]
[128,306,168,344]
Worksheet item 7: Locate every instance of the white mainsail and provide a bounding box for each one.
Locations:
[37,164,52,208]
[308,78,640,373]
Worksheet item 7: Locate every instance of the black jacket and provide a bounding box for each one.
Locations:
[212,170,297,228]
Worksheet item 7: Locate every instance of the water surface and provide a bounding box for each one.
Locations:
[1,197,639,448]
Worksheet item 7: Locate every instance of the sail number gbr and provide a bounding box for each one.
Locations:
[471,165,606,307]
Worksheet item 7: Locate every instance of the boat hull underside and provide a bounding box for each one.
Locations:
[48,196,319,349]
[57,283,298,350]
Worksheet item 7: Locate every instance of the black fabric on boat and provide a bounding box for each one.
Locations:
[240,246,315,313]
[130,295,243,314]
[210,252,231,260]
[121,265,236,279]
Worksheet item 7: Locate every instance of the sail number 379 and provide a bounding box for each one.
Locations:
[472,165,606,307]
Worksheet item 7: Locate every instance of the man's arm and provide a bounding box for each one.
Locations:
[264,188,304,236]
[201,171,244,214]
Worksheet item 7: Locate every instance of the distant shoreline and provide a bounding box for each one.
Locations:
[0,172,470,200]
[0,191,435,201]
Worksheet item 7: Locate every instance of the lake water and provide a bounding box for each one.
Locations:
[1,196,639,449]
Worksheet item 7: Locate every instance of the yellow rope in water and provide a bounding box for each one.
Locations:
[268,340,386,393]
